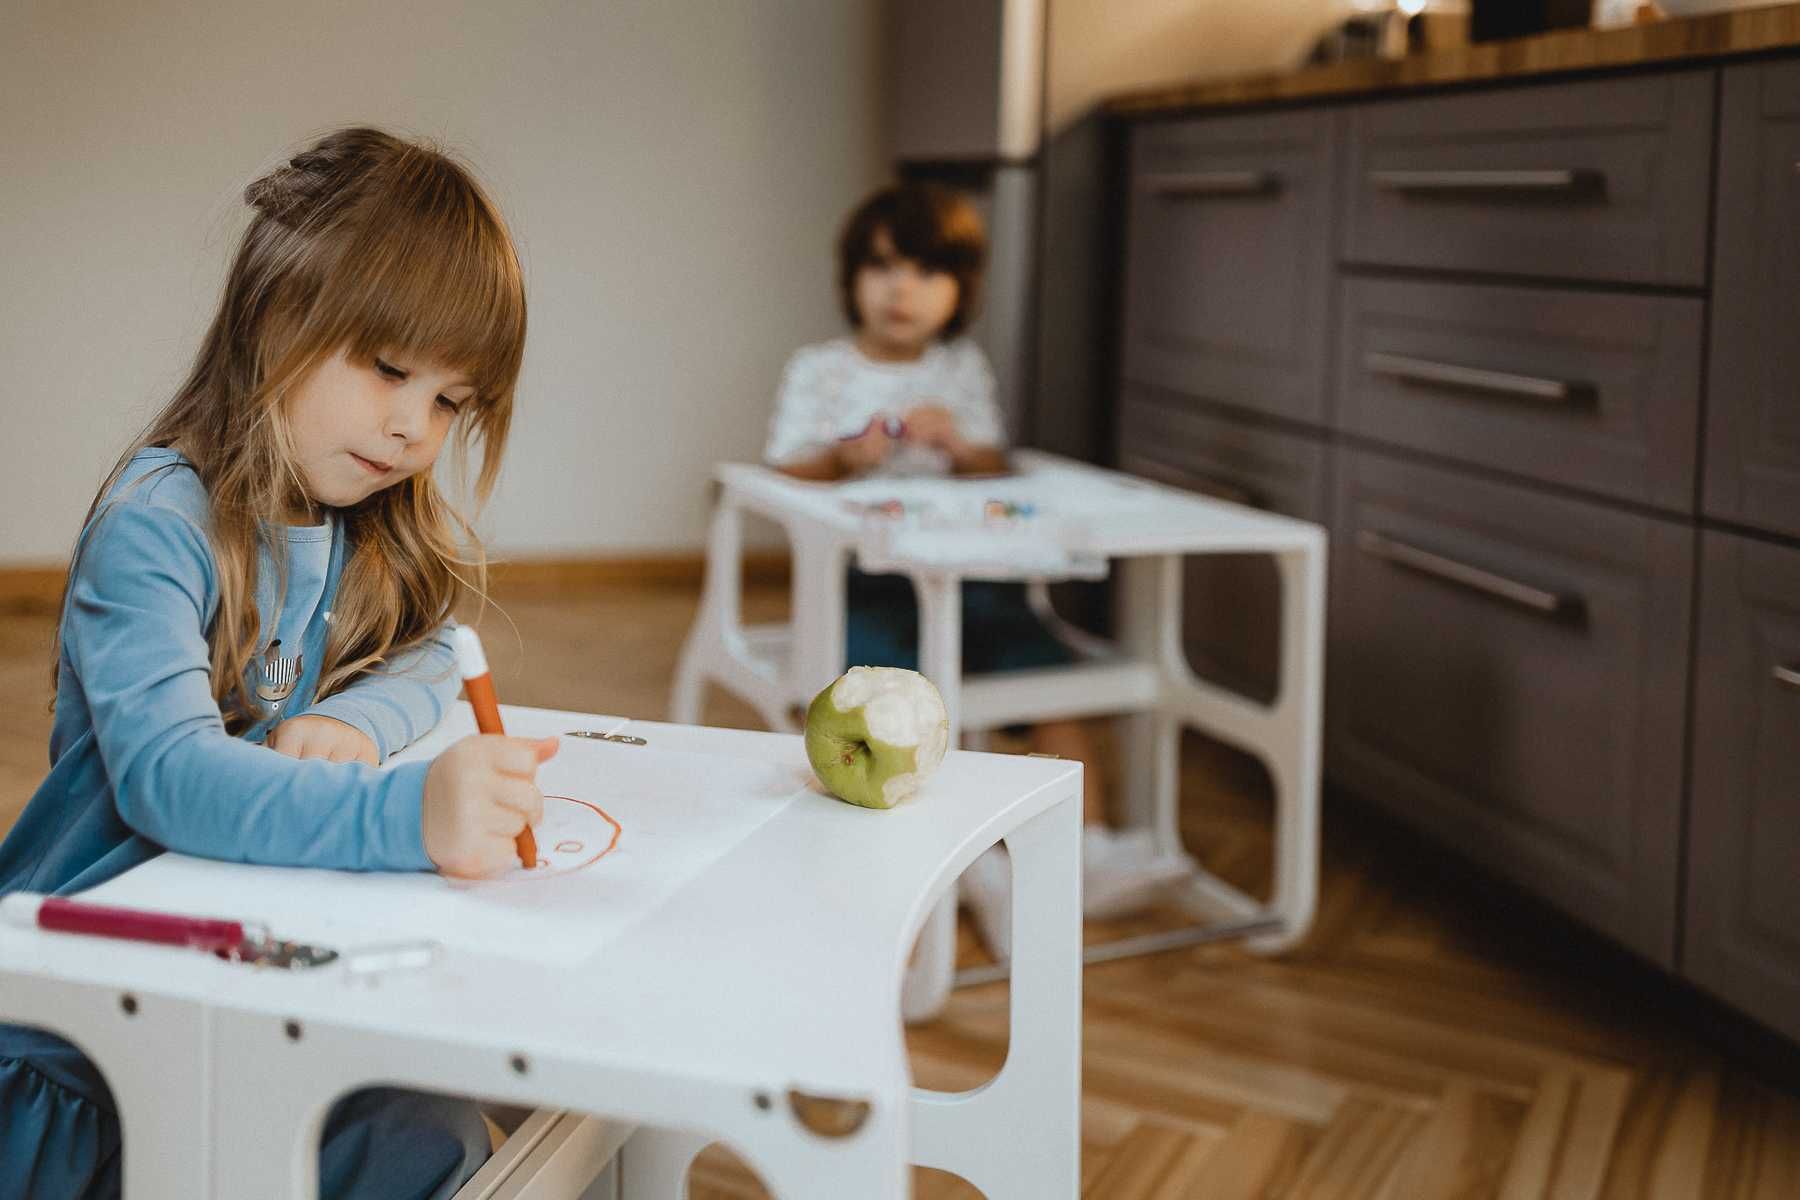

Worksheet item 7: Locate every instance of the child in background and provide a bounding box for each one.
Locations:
[0,127,553,1200]
[765,182,1193,963]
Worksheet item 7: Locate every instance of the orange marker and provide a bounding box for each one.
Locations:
[451,625,537,870]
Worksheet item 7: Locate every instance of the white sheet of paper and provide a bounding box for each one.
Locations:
[834,471,1151,574]
[833,470,1159,523]
[86,737,813,966]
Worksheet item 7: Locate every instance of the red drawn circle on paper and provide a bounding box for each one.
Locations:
[497,795,621,881]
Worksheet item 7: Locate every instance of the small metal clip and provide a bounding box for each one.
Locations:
[222,933,338,970]
[565,731,647,746]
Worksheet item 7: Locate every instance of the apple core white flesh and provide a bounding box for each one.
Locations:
[804,667,949,809]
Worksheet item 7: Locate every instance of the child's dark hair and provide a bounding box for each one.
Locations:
[837,182,985,339]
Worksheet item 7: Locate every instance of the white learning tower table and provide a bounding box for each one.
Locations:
[673,450,1327,1003]
[0,707,1084,1198]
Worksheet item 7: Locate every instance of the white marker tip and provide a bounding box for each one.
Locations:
[450,625,489,679]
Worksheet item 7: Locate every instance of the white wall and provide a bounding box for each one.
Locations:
[0,0,888,564]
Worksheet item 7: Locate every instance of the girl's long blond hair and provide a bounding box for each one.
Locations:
[61,126,526,730]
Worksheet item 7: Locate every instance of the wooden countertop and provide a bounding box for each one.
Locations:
[1109,2,1800,117]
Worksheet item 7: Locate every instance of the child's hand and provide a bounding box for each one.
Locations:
[902,404,965,455]
[267,715,379,766]
[837,417,895,473]
[421,735,558,878]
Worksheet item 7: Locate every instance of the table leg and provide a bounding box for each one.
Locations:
[903,571,964,1024]
[1249,544,1325,953]
[617,1126,710,1197]
[1114,555,1184,851]
[669,498,742,725]
[912,571,963,730]
[1098,540,1325,959]
[0,974,211,1199]
[206,1035,334,1198]
[790,537,849,702]
[742,1120,910,1200]
[912,787,1082,1198]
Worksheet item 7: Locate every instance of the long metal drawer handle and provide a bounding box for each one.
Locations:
[1365,350,1594,405]
[1143,170,1281,198]
[1370,168,1604,194]
[1356,529,1583,619]
[1775,664,1800,691]
[1122,453,1261,508]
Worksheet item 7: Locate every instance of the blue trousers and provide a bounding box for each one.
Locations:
[0,1031,490,1200]
[844,570,1074,676]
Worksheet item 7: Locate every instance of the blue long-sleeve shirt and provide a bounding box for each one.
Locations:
[0,444,458,898]
[0,448,460,1099]
[0,446,471,1118]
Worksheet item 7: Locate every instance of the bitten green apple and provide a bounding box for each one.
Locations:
[804,667,949,809]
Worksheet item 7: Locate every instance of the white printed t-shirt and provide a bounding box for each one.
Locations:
[762,336,1005,478]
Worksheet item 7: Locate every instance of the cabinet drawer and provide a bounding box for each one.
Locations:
[1684,532,1800,1043]
[1335,278,1703,511]
[1121,109,1337,425]
[1344,72,1713,285]
[1118,388,1328,703]
[1118,386,1330,521]
[1706,62,1800,540]
[1328,449,1692,964]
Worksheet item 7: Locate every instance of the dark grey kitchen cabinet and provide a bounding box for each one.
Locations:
[1327,449,1692,965]
[1112,38,1800,1040]
[1707,61,1800,542]
[1343,71,1714,286]
[1334,278,1704,513]
[1684,531,1800,1043]
[1121,108,1338,426]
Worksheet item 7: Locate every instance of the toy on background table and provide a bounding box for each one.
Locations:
[839,414,907,442]
[983,498,1036,521]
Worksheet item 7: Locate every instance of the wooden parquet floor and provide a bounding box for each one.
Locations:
[2,578,1797,1198]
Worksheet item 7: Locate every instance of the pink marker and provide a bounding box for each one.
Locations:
[2,892,252,956]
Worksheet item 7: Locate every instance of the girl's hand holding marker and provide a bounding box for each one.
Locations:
[441,629,543,874]
[422,731,556,879]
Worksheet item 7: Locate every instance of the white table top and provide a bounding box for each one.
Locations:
[721,449,1326,565]
[0,707,1079,1100]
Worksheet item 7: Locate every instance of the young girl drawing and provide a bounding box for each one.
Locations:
[0,127,552,1199]
[765,182,1192,968]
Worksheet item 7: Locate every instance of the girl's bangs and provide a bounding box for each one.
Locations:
[333,164,525,410]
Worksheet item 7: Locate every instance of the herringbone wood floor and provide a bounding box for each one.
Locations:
[2,578,1796,1198]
